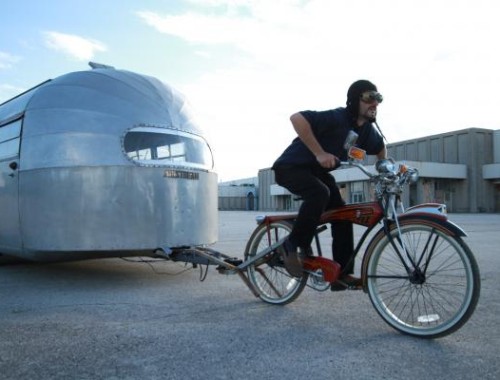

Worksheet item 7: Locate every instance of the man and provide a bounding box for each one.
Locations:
[272,79,387,290]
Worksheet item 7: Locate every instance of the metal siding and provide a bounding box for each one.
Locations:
[0,160,22,254]
[19,166,217,256]
[395,144,405,160]
[431,138,442,162]
[406,142,416,161]
[495,130,500,163]
[458,133,469,164]
[444,135,457,163]
[418,140,428,161]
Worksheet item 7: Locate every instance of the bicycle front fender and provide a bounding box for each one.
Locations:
[399,205,467,238]
[404,202,448,216]
[360,213,467,291]
[366,214,467,256]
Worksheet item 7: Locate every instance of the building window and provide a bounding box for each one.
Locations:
[350,181,364,203]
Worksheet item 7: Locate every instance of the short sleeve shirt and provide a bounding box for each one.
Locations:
[272,107,384,170]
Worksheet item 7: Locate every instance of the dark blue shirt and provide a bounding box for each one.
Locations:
[272,107,384,170]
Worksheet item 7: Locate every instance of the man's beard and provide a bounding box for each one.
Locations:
[365,108,377,122]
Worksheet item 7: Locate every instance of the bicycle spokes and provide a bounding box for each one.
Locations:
[389,223,444,278]
[366,223,479,338]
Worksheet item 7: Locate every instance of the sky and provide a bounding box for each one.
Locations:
[1,0,499,182]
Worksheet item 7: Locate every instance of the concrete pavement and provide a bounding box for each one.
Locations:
[1,212,499,379]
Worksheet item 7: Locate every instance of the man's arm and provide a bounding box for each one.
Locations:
[376,145,387,160]
[290,112,338,169]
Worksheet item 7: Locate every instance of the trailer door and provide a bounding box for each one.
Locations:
[0,118,22,254]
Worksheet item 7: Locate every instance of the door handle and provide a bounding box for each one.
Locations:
[9,162,18,170]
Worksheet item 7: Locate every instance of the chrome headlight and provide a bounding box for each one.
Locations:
[375,159,397,174]
[408,170,419,184]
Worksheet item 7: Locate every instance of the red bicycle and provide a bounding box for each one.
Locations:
[241,149,480,339]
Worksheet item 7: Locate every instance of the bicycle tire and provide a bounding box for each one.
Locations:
[365,222,480,339]
[244,221,308,305]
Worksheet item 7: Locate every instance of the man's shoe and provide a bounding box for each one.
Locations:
[330,274,362,291]
[280,239,303,277]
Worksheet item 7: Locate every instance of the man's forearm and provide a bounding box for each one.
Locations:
[376,146,388,160]
[290,113,325,157]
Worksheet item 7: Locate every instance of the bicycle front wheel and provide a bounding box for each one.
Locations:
[244,221,308,305]
[365,223,480,339]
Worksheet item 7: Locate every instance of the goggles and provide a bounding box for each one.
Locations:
[360,91,383,104]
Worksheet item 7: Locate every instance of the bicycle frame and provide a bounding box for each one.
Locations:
[252,202,384,281]
[250,195,466,289]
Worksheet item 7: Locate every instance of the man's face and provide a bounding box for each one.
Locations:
[358,91,383,122]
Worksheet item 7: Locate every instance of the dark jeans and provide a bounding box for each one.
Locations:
[274,166,355,274]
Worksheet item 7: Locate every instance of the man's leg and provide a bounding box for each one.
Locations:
[273,167,332,276]
[331,221,355,273]
[315,172,357,276]
[274,167,331,249]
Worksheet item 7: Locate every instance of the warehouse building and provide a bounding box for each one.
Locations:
[256,128,500,213]
[218,177,258,210]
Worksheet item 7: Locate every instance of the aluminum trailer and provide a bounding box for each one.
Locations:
[0,63,217,262]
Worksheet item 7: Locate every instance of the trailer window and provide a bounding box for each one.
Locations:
[0,119,21,160]
[124,127,213,170]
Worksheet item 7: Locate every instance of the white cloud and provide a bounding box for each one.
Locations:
[136,10,259,47]
[43,31,107,61]
[138,0,500,180]
[0,51,21,69]
[0,84,26,102]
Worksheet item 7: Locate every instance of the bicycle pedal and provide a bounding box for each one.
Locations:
[330,282,363,291]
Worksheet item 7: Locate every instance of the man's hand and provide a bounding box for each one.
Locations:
[316,152,339,169]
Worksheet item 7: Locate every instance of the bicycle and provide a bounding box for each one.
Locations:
[241,147,480,339]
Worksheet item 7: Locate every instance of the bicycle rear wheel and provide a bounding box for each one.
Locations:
[244,221,308,305]
[365,223,480,338]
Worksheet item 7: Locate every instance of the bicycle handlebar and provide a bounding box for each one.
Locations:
[340,159,419,186]
[339,160,376,178]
